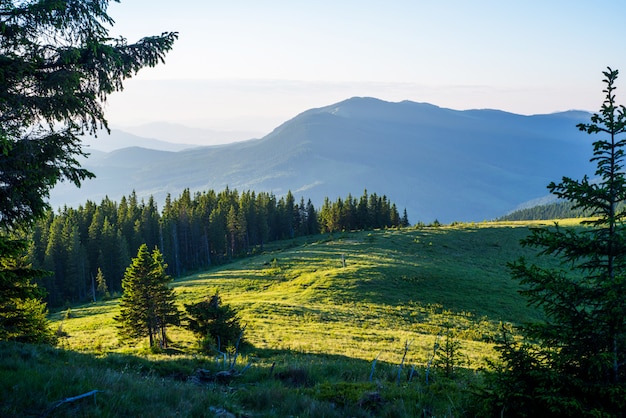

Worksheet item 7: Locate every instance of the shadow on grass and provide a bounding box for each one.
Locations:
[0,340,483,417]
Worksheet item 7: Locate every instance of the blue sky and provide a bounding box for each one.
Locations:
[103,1,626,136]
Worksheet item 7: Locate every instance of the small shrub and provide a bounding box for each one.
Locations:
[433,325,466,379]
[184,291,247,354]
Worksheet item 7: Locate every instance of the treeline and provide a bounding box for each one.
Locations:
[501,199,626,221]
[498,200,590,221]
[28,188,408,307]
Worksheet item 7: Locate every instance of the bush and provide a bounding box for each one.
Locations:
[184,291,246,353]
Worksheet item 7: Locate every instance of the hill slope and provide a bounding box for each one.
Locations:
[3,223,568,417]
[50,98,593,222]
[52,224,553,360]
[82,129,196,152]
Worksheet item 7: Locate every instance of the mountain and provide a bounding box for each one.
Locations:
[82,129,196,152]
[50,97,594,223]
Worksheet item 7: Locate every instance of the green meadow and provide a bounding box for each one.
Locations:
[1,220,578,417]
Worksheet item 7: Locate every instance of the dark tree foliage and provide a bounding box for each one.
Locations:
[95,267,109,300]
[0,0,177,228]
[0,0,175,343]
[115,244,179,348]
[318,189,405,233]
[184,291,246,353]
[433,324,465,379]
[499,200,595,221]
[27,188,408,307]
[482,68,626,417]
[0,237,54,343]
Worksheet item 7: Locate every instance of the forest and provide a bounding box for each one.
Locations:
[500,200,626,221]
[27,188,409,307]
[499,200,584,221]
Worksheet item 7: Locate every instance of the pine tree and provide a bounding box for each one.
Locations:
[95,267,109,300]
[306,199,319,234]
[0,237,55,343]
[151,248,179,348]
[486,68,626,416]
[115,244,180,348]
[184,291,245,353]
[401,208,410,227]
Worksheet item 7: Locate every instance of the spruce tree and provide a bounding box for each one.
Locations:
[486,68,626,416]
[151,248,179,348]
[116,244,179,348]
[185,291,246,353]
[95,267,109,300]
[0,238,54,343]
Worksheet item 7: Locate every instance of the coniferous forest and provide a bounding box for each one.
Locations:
[28,188,408,307]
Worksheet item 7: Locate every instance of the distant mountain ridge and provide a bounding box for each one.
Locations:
[82,129,196,152]
[82,123,263,152]
[120,122,263,147]
[51,97,594,223]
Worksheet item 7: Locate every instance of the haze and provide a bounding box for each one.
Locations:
[104,1,626,142]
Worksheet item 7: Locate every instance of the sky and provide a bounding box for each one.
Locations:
[103,1,626,139]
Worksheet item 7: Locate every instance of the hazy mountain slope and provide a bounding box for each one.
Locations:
[121,122,262,146]
[82,129,195,152]
[50,98,593,222]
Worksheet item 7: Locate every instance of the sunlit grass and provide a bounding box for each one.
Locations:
[51,222,554,367]
[25,221,582,416]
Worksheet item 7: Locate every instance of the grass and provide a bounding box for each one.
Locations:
[2,220,585,417]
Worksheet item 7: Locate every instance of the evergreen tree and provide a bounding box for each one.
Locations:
[401,208,410,227]
[357,189,369,229]
[184,291,246,353]
[66,222,88,301]
[150,248,179,348]
[319,197,336,233]
[341,194,356,230]
[485,68,626,416]
[433,324,465,379]
[239,191,256,252]
[139,196,161,250]
[255,192,271,248]
[115,244,180,348]
[390,203,400,227]
[95,267,109,300]
[226,205,239,257]
[42,214,66,305]
[283,190,296,239]
[306,198,319,234]
[0,238,55,343]
[0,1,177,228]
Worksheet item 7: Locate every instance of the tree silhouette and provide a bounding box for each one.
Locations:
[0,0,176,343]
[486,67,626,416]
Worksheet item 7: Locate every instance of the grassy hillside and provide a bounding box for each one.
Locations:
[1,221,575,417]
